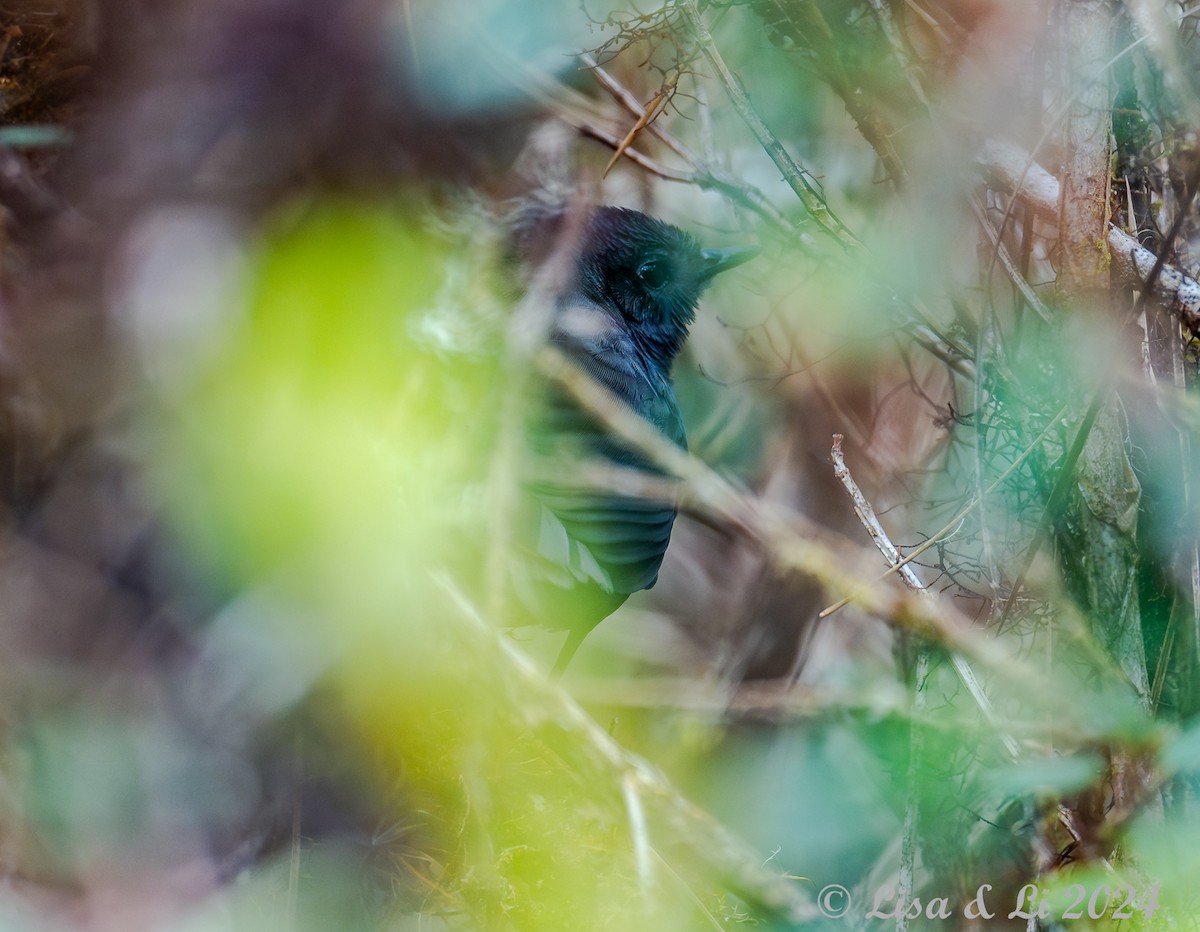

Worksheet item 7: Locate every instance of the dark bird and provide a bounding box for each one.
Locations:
[515,206,758,677]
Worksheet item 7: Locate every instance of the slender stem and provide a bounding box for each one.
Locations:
[831,435,1022,760]
[678,0,860,250]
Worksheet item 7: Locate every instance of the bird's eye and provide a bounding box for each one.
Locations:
[636,260,670,289]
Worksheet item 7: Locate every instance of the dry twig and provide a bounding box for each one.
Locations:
[830,435,1021,761]
[537,347,1019,675]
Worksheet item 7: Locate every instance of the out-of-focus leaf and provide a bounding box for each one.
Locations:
[986,753,1104,798]
[16,710,258,869]
[1160,721,1200,774]
[0,125,73,148]
[157,199,495,594]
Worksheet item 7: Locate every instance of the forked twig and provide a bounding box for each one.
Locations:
[538,346,1016,673]
[579,52,806,241]
[830,435,1021,761]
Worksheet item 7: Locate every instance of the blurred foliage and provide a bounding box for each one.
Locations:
[159,201,488,586]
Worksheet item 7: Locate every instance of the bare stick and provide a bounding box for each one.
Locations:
[830,427,931,928]
[972,198,1052,323]
[757,0,909,190]
[581,53,692,161]
[832,434,913,580]
[577,123,696,182]
[830,435,1022,760]
[820,406,1070,617]
[601,76,676,178]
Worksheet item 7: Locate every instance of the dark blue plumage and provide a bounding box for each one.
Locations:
[519,206,757,677]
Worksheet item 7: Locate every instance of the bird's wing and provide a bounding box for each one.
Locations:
[546,299,688,453]
[519,299,684,598]
[528,483,676,593]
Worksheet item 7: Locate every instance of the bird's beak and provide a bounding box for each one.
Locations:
[700,245,760,280]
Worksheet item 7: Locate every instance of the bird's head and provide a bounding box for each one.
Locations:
[574,207,757,370]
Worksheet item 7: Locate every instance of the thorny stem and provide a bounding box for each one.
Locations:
[601,73,677,178]
[580,52,693,160]
[577,122,696,182]
[677,0,860,250]
[573,54,807,242]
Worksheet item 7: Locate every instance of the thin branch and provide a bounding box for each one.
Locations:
[579,52,809,242]
[577,123,697,182]
[753,0,910,189]
[866,0,936,113]
[832,434,915,578]
[819,406,1071,618]
[980,140,1200,334]
[602,75,677,178]
[972,198,1052,323]
[831,435,1021,761]
[678,0,860,250]
[435,575,821,925]
[538,346,1012,670]
[582,53,692,161]
[828,437,1108,876]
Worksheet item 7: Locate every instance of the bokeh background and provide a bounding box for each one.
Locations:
[3,0,1200,929]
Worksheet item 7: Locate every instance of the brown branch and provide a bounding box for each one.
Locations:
[577,123,696,182]
[980,140,1200,335]
[537,346,1014,673]
[978,139,1062,217]
[601,76,676,178]
[581,53,693,161]
[972,198,1052,323]
[578,53,809,243]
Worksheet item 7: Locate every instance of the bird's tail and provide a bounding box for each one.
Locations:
[549,627,588,681]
